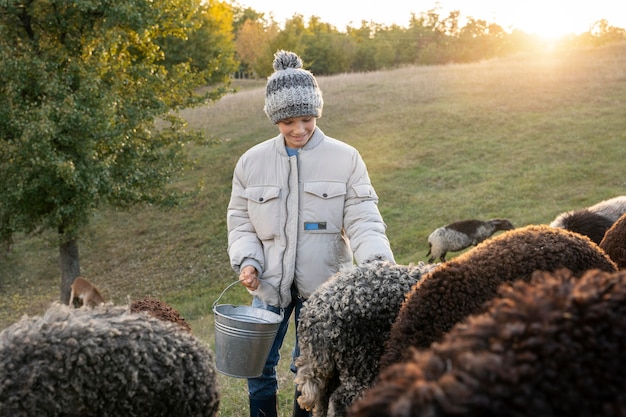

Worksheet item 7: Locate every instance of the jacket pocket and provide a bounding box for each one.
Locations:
[245,185,281,240]
[352,183,378,200]
[302,181,346,233]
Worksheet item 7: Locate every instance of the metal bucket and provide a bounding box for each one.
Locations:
[212,281,282,378]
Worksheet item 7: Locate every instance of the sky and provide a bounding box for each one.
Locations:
[236,0,625,39]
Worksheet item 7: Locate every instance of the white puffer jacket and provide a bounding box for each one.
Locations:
[227,128,395,307]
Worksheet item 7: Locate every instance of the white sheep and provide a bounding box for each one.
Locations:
[426,218,514,263]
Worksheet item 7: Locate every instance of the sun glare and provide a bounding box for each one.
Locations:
[509,6,591,40]
[240,0,623,41]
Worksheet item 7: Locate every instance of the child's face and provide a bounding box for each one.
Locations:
[277,116,317,149]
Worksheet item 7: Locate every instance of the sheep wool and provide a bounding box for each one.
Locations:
[587,195,626,222]
[426,218,514,263]
[550,195,626,244]
[130,296,193,333]
[0,303,220,417]
[350,268,626,417]
[379,224,618,371]
[295,261,433,417]
[600,212,626,269]
[548,209,614,244]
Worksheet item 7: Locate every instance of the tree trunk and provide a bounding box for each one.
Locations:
[59,237,81,304]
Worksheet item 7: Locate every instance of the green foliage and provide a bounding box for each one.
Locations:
[231,4,626,78]
[0,0,236,246]
[159,1,237,82]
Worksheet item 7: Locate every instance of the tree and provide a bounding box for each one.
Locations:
[159,1,237,78]
[0,0,237,302]
[235,18,278,78]
[302,16,353,75]
[588,19,626,46]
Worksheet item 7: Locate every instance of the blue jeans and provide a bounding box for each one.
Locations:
[248,286,304,399]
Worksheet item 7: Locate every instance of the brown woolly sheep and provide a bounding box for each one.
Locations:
[600,212,626,270]
[378,225,618,371]
[130,296,193,333]
[349,268,626,417]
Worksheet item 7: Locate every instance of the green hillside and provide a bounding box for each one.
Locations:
[1,42,625,415]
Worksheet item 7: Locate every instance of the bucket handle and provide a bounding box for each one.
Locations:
[212,279,285,319]
[212,280,242,310]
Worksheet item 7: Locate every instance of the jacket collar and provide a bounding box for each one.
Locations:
[273,127,325,155]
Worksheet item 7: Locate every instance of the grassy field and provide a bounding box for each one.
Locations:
[1,42,625,416]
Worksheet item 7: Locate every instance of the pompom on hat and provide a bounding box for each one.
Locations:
[264,50,323,124]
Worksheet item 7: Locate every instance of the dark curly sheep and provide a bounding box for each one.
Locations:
[548,209,614,244]
[294,262,434,417]
[379,225,617,371]
[600,212,626,270]
[349,268,626,417]
[550,195,626,244]
[0,303,220,417]
[130,296,193,333]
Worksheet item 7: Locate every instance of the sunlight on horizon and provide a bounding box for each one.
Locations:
[236,0,625,40]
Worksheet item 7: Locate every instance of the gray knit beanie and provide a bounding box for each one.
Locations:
[264,50,323,124]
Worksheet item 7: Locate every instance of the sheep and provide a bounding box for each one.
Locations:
[130,296,193,333]
[294,261,435,417]
[349,268,626,417]
[379,224,617,371]
[600,212,626,270]
[69,277,106,308]
[548,209,614,244]
[0,303,220,417]
[587,195,626,221]
[550,195,626,244]
[426,219,514,263]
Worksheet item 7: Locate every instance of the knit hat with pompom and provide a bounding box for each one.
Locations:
[264,50,323,124]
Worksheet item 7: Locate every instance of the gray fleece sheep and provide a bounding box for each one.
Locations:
[294,261,435,417]
[550,195,626,244]
[426,218,514,263]
[349,268,626,417]
[0,303,220,417]
[380,225,618,371]
[600,212,626,270]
